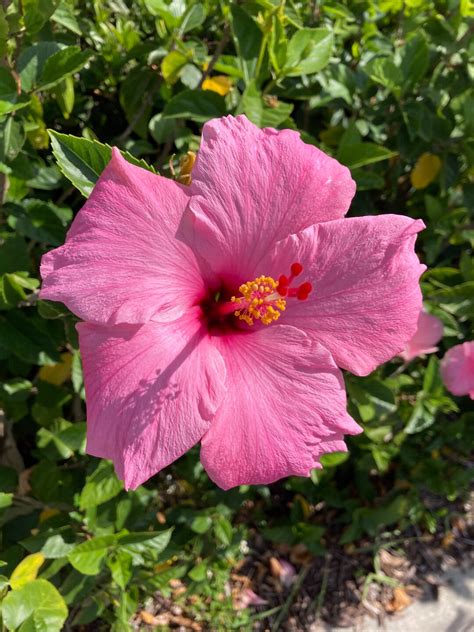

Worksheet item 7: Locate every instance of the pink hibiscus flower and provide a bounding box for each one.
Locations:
[40,115,425,490]
[440,342,474,399]
[400,309,443,362]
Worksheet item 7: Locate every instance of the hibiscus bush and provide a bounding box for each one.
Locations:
[0,0,473,630]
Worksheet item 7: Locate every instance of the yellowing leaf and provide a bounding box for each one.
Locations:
[38,352,72,385]
[202,76,233,96]
[460,0,474,17]
[410,153,442,189]
[161,51,188,84]
[39,507,61,523]
[10,553,45,590]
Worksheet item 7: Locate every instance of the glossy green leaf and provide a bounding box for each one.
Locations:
[40,46,93,90]
[0,69,29,115]
[78,460,123,510]
[68,536,117,575]
[48,131,155,197]
[284,28,333,76]
[2,579,68,632]
[338,142,397,169]
[23,0,60,34]
[230,4,262,83]
[163,89,226,122]
[401,33,429,91]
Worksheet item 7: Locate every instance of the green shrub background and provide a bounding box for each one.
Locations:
[0,0,473,629]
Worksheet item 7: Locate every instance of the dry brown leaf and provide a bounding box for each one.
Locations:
[17,468,32,496]
[172,586,187,598]
[380,549,406,570]
[230,573,251,588]
[289,543,312,565]
[169,578,183,588]
[269,556,283,578]
[140,610,165,625]
[442,532,455,548]
[386,586,412,613]
[169,614,202,631]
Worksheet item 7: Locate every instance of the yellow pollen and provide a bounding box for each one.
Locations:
[231,275,286,326]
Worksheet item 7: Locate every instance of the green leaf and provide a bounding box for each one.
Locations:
[17,42,63,92]
[430,282,474,302]
[242,81,293,127]
[0,233,31,274]
[213,516,232,546]
[0,118,26,163]
[0,234,30,274]
[0,69,29,116]
[149,113,176,144]
[51,2,82,35]
[78,460,123,510]
[7,199,71,246]
[230,4,262,84]
[41,535,74,559]
[2,579,68,632]
[179,3,206,35]
[284,28,333,76]
[191,515,213,534]
[0,311,61,365]
[107,551,133,590]
[37,300,70,319]
[68,535,117,575]
[0,492,13,509]
[0,7,7,58]
[188,561,207,582]
[363,379,397,415]
[365,56,403,93]
[48,131,155,197]
[119,67,160,138]
[268,12,288,74]
[23,0,59,34]
[400,34,429,91]
[422,356,443,395]
[163,89,226,123]
[320,451,349,467]
[37,420,86,459]
[40,46,93,90]
[405,400,436,434]
[144,0,184,28]
[338,142,397,169]
[118,529,173,558]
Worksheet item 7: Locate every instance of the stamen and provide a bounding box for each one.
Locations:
[231,276,286,326]
[228,262,312,326]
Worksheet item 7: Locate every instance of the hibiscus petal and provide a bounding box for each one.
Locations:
[262,215,426,376]
[181,115,355,280]
[200,325,361,490]
[400,310,443,361]
[77,309,226,489]
[440,341,474,399]
[41,148,203,325]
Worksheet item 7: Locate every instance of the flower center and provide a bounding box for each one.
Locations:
[219,262,312,327]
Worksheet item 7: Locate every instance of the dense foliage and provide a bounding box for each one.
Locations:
[0,0,473,629]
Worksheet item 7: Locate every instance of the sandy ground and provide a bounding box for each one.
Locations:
[310,566,474,632]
